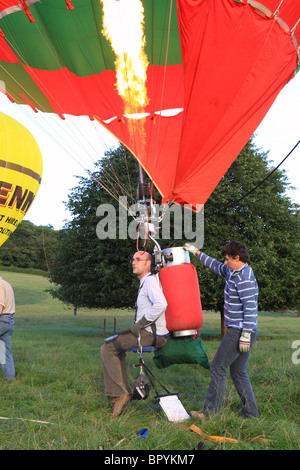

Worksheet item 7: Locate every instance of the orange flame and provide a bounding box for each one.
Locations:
[101,0,149,116]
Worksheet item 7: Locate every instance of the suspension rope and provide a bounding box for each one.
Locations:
[209,140,300,217]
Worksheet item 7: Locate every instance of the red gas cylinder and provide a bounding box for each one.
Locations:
[159,262,203,334]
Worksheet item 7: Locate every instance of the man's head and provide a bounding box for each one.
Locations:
[132,251,152,279]
[221,240,249,271]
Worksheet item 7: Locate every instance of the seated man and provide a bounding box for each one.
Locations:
[100,251,169,418]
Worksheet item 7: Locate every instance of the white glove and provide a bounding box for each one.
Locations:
[183,243,199,256]
[239,331,251,352]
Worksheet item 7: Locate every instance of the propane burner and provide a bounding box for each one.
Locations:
[162,247,190,266]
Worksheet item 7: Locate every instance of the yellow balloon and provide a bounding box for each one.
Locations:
[0,113,43,247]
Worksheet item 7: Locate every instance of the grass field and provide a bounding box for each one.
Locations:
[0,271,299,451]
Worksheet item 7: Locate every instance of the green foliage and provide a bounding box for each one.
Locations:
[0,220,58,272]
[49,140,300,312]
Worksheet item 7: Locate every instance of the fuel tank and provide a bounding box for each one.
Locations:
[159,247,203,336]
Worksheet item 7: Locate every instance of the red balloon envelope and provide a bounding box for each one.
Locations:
[0,0,298,208]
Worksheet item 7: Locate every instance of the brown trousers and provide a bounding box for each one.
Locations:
[100,329,167,398]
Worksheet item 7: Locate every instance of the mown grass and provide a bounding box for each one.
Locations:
[0,271,299,450]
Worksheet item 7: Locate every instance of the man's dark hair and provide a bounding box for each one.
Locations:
[221,240,249,263]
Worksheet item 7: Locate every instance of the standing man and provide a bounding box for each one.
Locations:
[0,276,16,380]
[100,251,168,418]
[184,240,259,419]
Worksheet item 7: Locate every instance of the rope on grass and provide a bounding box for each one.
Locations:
[0,416,52,424]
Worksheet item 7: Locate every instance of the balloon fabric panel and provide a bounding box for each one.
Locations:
[171,0,298,207]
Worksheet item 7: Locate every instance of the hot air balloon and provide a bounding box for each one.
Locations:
[0,113,43,247]
[0,0,298,336]
[0,0,298,208]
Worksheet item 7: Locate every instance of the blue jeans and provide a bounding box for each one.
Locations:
[0,315,15,379]
[202,327,258,418]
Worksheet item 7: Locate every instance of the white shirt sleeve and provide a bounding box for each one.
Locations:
[136,275,167,322]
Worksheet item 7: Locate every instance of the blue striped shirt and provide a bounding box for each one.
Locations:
[199,253,258,332]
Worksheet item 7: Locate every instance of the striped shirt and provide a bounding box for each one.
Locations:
[198,253,258,333]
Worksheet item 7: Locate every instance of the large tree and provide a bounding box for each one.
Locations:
[49,140,299,312]
[49,146,143,308]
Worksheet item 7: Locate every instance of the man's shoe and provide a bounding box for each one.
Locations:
[190,410,208,420]
[111,393,132,418]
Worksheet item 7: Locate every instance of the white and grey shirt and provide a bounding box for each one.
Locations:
[135,273,169,336]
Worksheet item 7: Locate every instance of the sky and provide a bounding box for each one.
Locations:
[0,71,299,231]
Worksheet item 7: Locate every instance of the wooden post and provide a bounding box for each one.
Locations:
[220,310,225,338]
[220,310,229,338]
[113,317,116,334]
[103,318,106,335]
